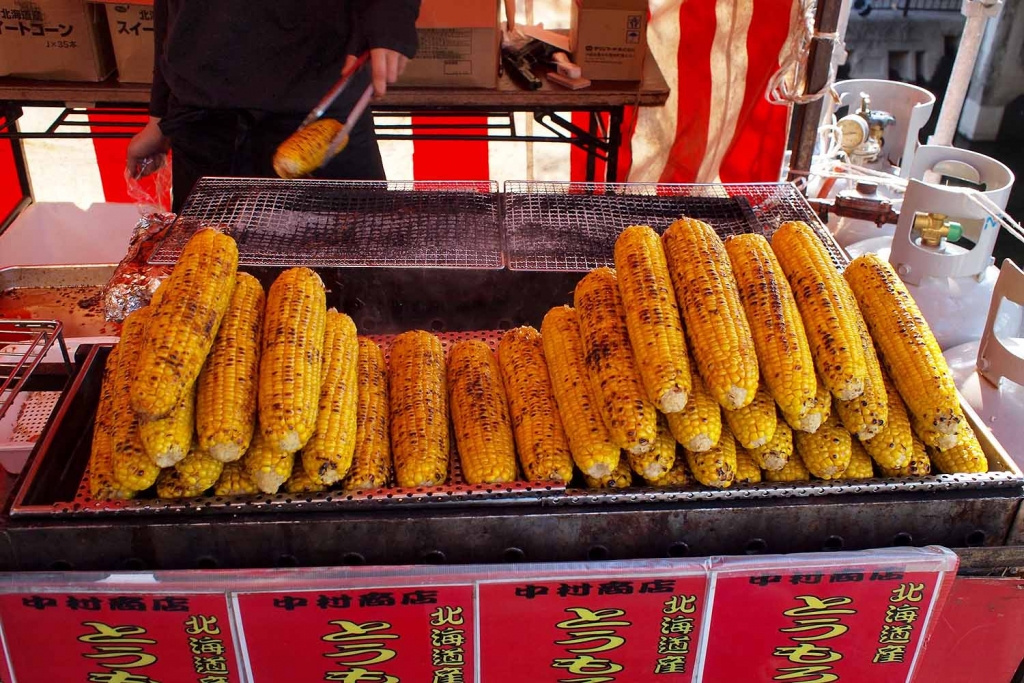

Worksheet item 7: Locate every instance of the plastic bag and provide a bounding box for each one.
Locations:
[125,152,172,214]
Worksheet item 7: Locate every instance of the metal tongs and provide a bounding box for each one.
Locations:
[298,52,376,164]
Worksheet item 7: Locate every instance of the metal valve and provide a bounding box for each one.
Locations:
[913,212,963,247]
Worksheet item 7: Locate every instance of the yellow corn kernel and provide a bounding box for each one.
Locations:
[834,296,888,440]
[175,446,223,491]
[131,228,238,419]
[644,457,689,487]
[862,370,913,470]
[841,440,875,480]
[498,326,574,483]
[302,311,359,485]
[665,359,722,452]
[196,272,265,463]
[684,425,737,488]
[613,225,691,413]
[748,415,793,472]
[259,267,328,454]
[88,346,135,501]
[342,337,393,491]
[274,119,345,179]
[663,218,759,409]
[627,415,676,480]
[723,384,777,450]
[541,306,621,478]
[879,436,931,478]
[928,421,988,474]
[781,380,831,434]
[584,458,633,489]
[771,221,866,401]
[389,330,450,487]
[448,340,517,485]
[574,268,658,454]
[794,414,852,480]
[139,386,195,468]
[765,453,811,482]
[242,428,295,494]
[214,461,259,496]
[155,469,198,499]
[726,233,817,418]
[845,253,963,438]
[285,464,327,494]
[111,308,161,492]
[734,447,763,484]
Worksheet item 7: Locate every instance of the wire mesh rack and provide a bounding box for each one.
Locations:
[502,181,835,271]
[150,178,504,269]
[0,320,68,426]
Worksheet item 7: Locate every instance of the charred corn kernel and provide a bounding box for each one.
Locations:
[723,384,777,450]
[155,468,199,499]
[685,425,737,488]
[274,119,345,179]
[302,311,359,485]
[862,370,913,469]
[726,233,817,418]
[794,414,852,480]
[845,253,964,438]
[498,327,574,483]
[734,448,763,484]
[243,428,295,493]
[833,292,888,440]
[389,330,450,487]
[665,360,722,452]
[259,267,327,454]
[928,421,988,474]
[541,306,621,478]
[574,268,658,454]
[613,225,691,413]
[139,386,195,467]
[645,457,689,487]
[89,346,135,501]
[175,446,223,491]
[131,228,238,419]
[111,309,162,492]
[285,464,327,493]
[748,416,793,472]
[765,452,811,482]
[214,461,259,496]
[880,436,931,477]
[343,338,392,491]
[912,412,959,450]
[772,221,866,402]
[663,218,759,409]
[782,380,831,434]
[584,458,633,489]
[841,440,875,479]
[627,415,676,480]
[196,272,265,463]
[448,340,517,485]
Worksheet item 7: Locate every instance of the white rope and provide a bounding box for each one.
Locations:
[766,0,841,106]
[967,191,1024,245]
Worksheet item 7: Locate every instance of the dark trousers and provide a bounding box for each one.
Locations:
[161,106,385,213]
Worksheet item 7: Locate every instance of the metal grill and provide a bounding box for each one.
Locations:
[150,178,504,269]
[0,320,68,425]
[502,181,836,271]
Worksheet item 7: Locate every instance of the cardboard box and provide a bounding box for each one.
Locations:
[571,0,647,81]
[98,1,154,83]
[0,0,114,81]
[399,0,499,89]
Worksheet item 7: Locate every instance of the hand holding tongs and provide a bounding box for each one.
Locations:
[299,52,376,163]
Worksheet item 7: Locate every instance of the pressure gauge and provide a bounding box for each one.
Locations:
[837,114,869,155]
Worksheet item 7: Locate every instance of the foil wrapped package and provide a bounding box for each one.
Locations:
[102,213,176,322]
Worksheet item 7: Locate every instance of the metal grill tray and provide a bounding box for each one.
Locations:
[150,179,504,269]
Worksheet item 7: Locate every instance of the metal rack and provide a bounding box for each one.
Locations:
[0,320,68,425]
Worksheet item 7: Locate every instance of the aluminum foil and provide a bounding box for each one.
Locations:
[102,213,176,322]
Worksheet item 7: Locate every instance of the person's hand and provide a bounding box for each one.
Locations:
[344,48,408,99]
[127,117,171,178]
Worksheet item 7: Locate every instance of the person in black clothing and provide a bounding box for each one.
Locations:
[126,0,420,212]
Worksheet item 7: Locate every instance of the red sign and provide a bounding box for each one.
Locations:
[702,563,951,683]
[235,583,474,682]
[478,573,709,682]
[0,592,239,683]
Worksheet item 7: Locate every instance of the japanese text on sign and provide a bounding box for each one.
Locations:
[772,595,856,683]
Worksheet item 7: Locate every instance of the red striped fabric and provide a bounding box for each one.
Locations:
[0,139,21,219]
[411,115,490,181]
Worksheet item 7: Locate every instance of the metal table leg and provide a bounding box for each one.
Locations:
[606,106,625,183]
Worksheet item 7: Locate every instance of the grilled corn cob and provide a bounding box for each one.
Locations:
[644,457,689,487]
[139,386,195,468]
[259,267,327,453]
[723,384,777,450]
[88,346,135,501]
[273,118,345,179]
[845,253,963,440]
[794,414,852,480]
[541,306,621,478]
[156,468,198,499]
[574,268,658,454]
[841,440,875,479]
[911,412,959,450]
[771,221,866,401]
[781,380,831,434]
[448,340,517,485]
[342,338,392,491]
[196,272,265,463]
[862,370,913,470]
[497,326,574,483]
[156,445,223,498]
[663,218,759,409]
[214,461,259,496]
[243,428,295,493]
[928,421,988,474]
[627,415,676,480]
[765,452,811,482]
[879,436,931,478]
[131,228,238,419]
[613,225,691,413]
[285,464,327,494]
[747,415,793,472]
[734,447,763,484]
[584,458,633,489]
[389,330,450,487]
[726,233,817,418]
[302,311,359,485]
[833,290,888,439]
[111,308,161,492]
[665,359,722,452]
[684,425,737,488]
